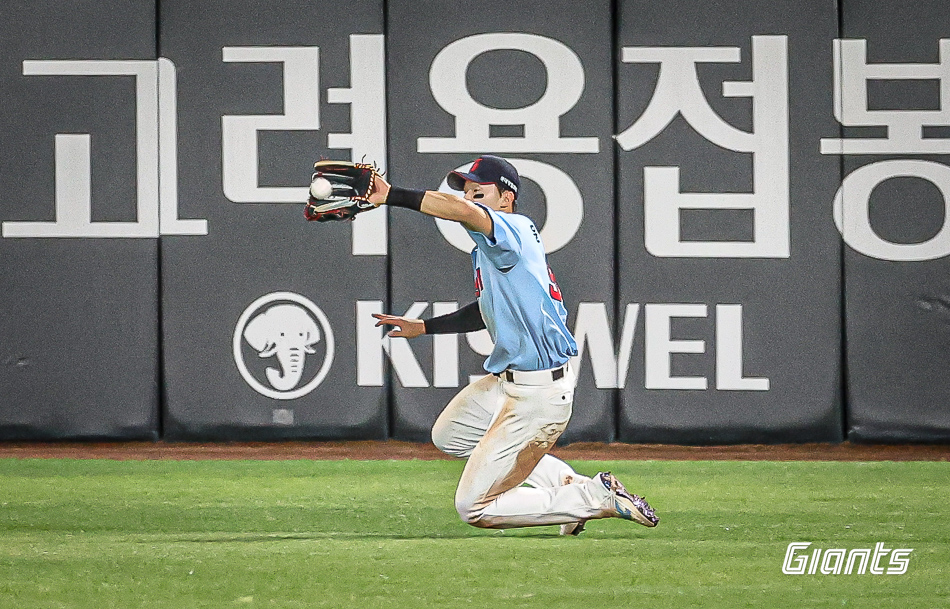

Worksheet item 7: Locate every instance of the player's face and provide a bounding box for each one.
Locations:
[463,181,514,213]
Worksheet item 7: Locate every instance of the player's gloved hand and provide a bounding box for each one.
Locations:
[304,160,382,222]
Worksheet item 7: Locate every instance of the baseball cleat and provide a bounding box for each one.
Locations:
[598,472,659,527]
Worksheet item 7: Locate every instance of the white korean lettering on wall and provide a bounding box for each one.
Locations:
[221,36,388,255]
[2,59,207,238]
[419,33,597,154]
[822,39,950,261]
[617,36,790,258]
[419,33,596,254]
[328,35,389,256]
[221,46,321,205]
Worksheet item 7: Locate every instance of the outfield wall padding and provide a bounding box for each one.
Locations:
[614,0,844,443]
[2,1,950,444]
[157,0,388,440]
[385,0,617,443]
[0,1,160,440]
[839,0,950,443]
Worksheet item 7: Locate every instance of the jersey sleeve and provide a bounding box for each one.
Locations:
[423,301,486,334]
[467,203,522,271]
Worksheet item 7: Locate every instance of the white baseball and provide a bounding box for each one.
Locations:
[309,177,333,199]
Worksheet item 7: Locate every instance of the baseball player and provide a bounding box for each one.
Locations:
[367,155,658,534]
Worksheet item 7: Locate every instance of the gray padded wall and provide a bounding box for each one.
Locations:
[159,0,388,439]
[8,0,950,445]
[385,0,616,442]
[839,0,950,442]
[615,0,844,443]
[0,1,160,439]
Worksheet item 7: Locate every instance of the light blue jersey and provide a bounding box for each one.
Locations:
[467,204,578,373]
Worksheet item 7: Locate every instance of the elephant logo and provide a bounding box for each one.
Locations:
[244,304,320,391]
[232,292,335,400]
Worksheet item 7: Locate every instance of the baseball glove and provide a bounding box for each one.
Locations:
[304,160,381,222]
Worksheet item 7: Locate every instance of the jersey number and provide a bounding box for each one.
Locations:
[548,266,563,302]
[474,267,484,298]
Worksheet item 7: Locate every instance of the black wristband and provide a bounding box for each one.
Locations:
[386,187,425,211]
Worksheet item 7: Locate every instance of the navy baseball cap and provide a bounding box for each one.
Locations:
[447,155,520,198]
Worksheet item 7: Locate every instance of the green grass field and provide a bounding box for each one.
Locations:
[0,458,946,608]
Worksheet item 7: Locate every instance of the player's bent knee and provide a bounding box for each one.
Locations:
[430,425,453,455]
[430,424,449,453]
[431,424,469,458]
[454,498,491,528]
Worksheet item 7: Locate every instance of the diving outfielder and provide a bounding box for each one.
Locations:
[369,155,658,534]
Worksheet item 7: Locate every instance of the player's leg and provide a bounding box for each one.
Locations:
[453,372,616,528]
[432,375,585,485]
[521,454,593,536]
[523,454,591,489]
[436,371,659,530]
[430,374,501,458]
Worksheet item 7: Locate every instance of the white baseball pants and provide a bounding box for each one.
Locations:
[430,367,609,529]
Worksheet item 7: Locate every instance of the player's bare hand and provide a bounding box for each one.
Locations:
[369,173,391,207]
[372,313,425,338]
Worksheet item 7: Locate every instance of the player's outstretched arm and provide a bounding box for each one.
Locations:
[372,313,425,339]
[369,174,492,236]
